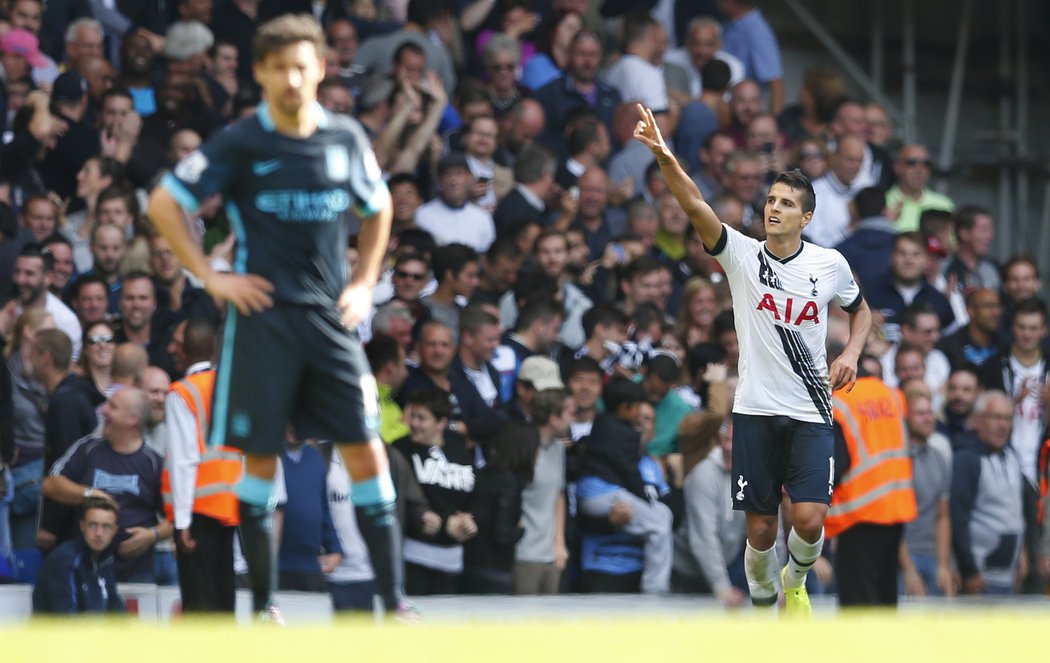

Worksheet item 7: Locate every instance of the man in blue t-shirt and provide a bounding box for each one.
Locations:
[147,15,405,619]
[42,387,171,582]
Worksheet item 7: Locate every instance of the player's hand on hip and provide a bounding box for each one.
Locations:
[338,281,372,328]
[205,271,274,315]
[633,103,666,154]
[828,354,858,392]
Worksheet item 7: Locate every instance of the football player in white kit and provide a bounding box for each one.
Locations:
[634,104,872,614]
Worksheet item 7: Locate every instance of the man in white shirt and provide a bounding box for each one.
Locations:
[13,245,82,360]
[414,153,496,252]
[881,304,951,411]
[635,104,871,614]
[602,13,668,112]
[806,135,866,248]
[664,17,745,98]
[163,317,241,613]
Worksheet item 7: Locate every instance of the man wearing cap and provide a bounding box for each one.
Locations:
[508,356,565,423]
[39,70,98,200]
[414,153,496,253]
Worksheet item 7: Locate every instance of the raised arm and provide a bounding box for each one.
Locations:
[632,104,723,250]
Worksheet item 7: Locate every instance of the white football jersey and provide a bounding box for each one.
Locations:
[710,225,862,424]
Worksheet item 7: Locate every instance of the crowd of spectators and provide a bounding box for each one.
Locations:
[0,0,1047,613]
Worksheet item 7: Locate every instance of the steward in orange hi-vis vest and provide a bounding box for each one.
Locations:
[826,377,917,539]
[161,370,242,527]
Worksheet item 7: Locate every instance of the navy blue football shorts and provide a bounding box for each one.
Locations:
[730,413,834,515]
[211,304,380,454]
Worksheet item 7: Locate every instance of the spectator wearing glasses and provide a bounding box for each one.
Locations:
[886,144,955,233]
[75,321,116,406]
[482,34,528,118]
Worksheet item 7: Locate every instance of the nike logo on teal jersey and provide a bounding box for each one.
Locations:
[252,159,282,176]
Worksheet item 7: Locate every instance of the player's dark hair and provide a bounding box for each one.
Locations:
[582,304,627,339]
[253,14,327,63]
[852,186,886,220]
[487,422,541,483]
[404,388,452,421]
[645,353,680,382]
[459,304,499,336]
[365,333,403,374]
[602,376,646,416]
[516,298,562,332]
[772,169,816,215]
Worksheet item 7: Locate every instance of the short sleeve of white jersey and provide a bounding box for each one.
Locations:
[832,251,863,310]
[706,224,759,274]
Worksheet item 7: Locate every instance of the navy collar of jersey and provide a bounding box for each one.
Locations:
[762,240,804,264]
[256,101,330,133]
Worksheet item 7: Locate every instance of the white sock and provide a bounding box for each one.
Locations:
[784,527,823,590]
[744,540,780,606]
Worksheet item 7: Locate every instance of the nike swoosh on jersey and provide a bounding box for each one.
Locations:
[252,159,283,176]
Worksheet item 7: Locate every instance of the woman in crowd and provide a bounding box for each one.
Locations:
[463,422,540,593]
[676,278,719,348]
[74,321,115,407]
[64,157,127,273]
[521,10,584,90]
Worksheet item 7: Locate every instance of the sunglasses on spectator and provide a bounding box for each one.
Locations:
[903,158,930,167]
[87,335,114,345]
[395,271,426,281]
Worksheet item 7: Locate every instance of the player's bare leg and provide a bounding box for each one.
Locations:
[744,513,781,607]
[337,439,407,616]
[237,454,281,619]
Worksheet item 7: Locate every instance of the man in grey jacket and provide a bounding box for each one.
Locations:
[671,365,746,606]
[951,391,1026,594]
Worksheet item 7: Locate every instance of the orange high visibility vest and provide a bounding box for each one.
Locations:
[160,370,242,527]
[824,377,917,538]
